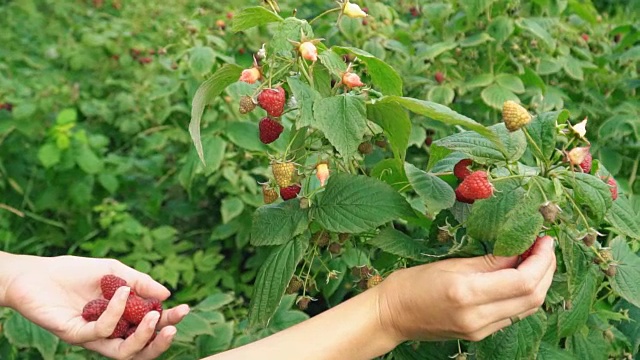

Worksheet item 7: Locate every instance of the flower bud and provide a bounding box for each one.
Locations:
[299,42,318,62]
[343,1,367,19]
[342,72,364,88]
[239,67,261,84]
[316,162,330,186]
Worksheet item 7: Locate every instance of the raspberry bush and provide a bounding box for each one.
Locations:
[190,3,640,359]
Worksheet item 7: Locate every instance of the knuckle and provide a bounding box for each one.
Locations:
[453,313,479,334]
[519,279,536,296]
[445,283,470,307]
[465,332,487,342]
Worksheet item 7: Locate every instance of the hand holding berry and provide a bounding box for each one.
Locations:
[0,252,190,360]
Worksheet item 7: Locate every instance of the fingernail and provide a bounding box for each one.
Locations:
[166,327,177,337]
[119,287,131,299]
[148,311,160,329]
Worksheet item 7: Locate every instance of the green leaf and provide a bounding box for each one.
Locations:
[516,18,556,50]
[4,311,59,360]
[619,45,640,64]
[313,94,367,158]
[404,163,455,214]
[480,84,520,110]
[317,49,347,78]
[310,173,413,233]
[475,310,546,360]
[521,67,546,93]
[433,123,527,163]
[370,158,409,191]
[269,18,313,57]
[189,46,216,76]
[464,73,494,90]
[225,121,270,152]
[558,266,600,338]
[606,196,640,240]
[610,237,640,308]
[537,57,563,75]
[231,6,283,32]
[566,328,608,360]
[287,76,322,128]
[614,299,640,354]
[379,96,501,147]
[417,41,458,61]
[174,312,213,342]
[190,64,243,165]
[459,32,494,47]
[487,16,515,43]
[495,74,525,94]
[493,201,544,256]
[564,173,613,222]
[251,200,309,246]
[196,293,235,311]
[196,322,234,355]
[333,47,403,96]
[525,111,567,161]
[56,108,77,125]
[563,56,584,81]
[536,341,575,360]
[221,197,244,224]
[368,227,428,261]
[202,137,227,176]
[249,237,308,327]
[74,145,103,174]
[466,180,524,242]
[427,85,455,105]
[37,143,60,168]
[367,102,411,161]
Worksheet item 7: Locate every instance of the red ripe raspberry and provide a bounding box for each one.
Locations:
[259,117,284,144]
[257,87,286,117]
[280,184,301,201]
[579,152,592,173]
[82,299,109,321]
[603,176,618,200]
[456,171,494,201]
[146,298,163,319]
[123,294,149,325]
[435,71,445,84]
[455,188,474,204]
[109,318,131,339]
[100,275,128,300]
[453,159,473,181]
[520,236,543,262]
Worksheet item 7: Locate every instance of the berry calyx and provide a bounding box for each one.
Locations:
[257,87,286,117]
[453,159,473,181]
[502,100,532,132]
[456,171,494,201]
[280,184,301,201]
[259,117,284,144]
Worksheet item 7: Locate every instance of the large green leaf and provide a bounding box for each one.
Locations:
[251,199,309,246]
[496,73,525,94]
[225,121,271,152]
[318,49,347,78]
[525,111,568,161]
[605,197,640,240]
[566,328,608,360]
[268,18,313,56]
[313,94,367,158]
[334,46,403,96]
[563,173,613,222]
[287,76,322,128]
[493,201,544,256]
[4,312,59,360]
[433,123,526,163]
[610,237,640,308]
[536,341,574,360]
[249,237,308,327]
[614,299,640,354]
[189,46,216,76]
[367,102,411,161]
[190,64,243,165]
[310,173,413,233]
[379,96,501,147]
[231,6,283,33]
[466,179,524,242]
[480,83,519,110]
[368,227,429,261]
[404,163,455,214]
[558,266,600,338]
[474,310,546,360]
[516,18,556,50]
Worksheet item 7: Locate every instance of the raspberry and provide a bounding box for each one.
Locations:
[100,275,127,300]
[579,152,592,173]
[280,184,301,201]
[520,236,543,262]
[297,296,311,311]
[604,265,617,277]
[338,233,350,244]
[125,325,157,344]
[342,72,364,89]
[539,202,560,223]
[367,274,383,289]
[311,231,330,247]
[123,294,150,325]
[239,96,256,114]
[453,159,473,181]
[599,249,614,263]
[257,87,286,117]
[299,42,318,62]
[582,232,597,247]
[315,162,330,186]
[239,67,261,84]
[82,299,109,322]
[328,242,342,254]
[109,318,131,339]
[455,188,475,204]
[435,71,445,84]
[286,276,304,294]
[456,171,494,201]
[146,298,163,319]
[259,117,284,144]
[567,146,590,168]
[358,142,373,155]
[502,100,532,132]
[602,176,618,200]
[262,184,279,204]
[271,161,296,188]
[351,266,372,279]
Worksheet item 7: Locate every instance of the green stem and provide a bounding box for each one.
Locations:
[523,127,550,172]
[309,7,340,25]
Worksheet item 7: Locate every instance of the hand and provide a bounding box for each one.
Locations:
[1,254,190,359]
[376,235,556,343]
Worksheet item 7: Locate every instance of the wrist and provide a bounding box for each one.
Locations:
[0,251,20,308]
[373,274,408,348]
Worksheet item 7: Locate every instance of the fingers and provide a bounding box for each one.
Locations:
[135,326,178,360]
[110,261,171,300]
[465,307,541,342]
[450,254,519,273]
[73,286,130,343]
[116,311,160,356]
[157,304,190,329]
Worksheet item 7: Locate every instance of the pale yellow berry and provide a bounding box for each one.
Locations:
[502,100,532,132]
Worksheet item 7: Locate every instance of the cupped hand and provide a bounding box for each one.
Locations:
[376,235,556,343]
[3,255,190,359]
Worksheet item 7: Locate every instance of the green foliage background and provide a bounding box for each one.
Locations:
[0,0,639,359]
